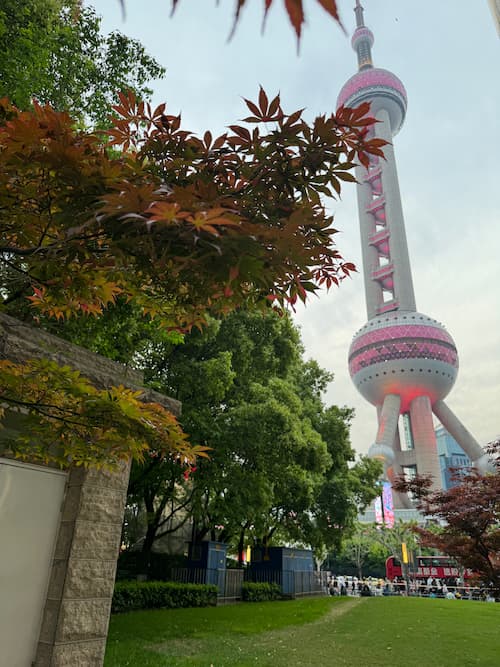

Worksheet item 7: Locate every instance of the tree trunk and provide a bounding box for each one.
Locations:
[141,492,158,556]
[141,522,157,555]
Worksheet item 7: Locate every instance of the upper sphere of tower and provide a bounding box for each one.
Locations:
[351,26,374,51]
[348,311,458,413]
[336,68,407,136]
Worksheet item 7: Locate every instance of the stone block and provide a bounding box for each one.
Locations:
[56,599,110,642]
[140,386,181,415]
[61,483,83,522]
[34,641,53,666]
[64,559,117,599]
[0,313,144,389]
[76,484,127,524]
[71,521,122,560]
[50,639,106,666]
[81,459,131,491]
[1,313,180,667]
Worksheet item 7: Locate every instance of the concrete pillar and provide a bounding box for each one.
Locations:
[409,396,442,489]
[375,393,401,449]
[369,394,400,478]
[391,428,414,509]
[34,461,131,666]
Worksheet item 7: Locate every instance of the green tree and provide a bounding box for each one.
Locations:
[125,318,236,553]
[0,0,164,126]
[339,525,377,579]
[327,524,391,578]
[123,309,379,560]
[368,520,420,579]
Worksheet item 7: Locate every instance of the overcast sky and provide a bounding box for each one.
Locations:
[89,0,499,456]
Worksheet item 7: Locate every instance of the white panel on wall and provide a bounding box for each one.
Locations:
[0,458,67,667]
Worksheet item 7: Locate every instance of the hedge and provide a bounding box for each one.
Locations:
[241,582,282,602]
[112,581,218,613]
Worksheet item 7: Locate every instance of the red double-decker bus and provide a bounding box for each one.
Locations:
[386,555,474,581]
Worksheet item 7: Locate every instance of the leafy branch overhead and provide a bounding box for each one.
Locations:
[0,358,210,469]
[0,88,384,468]
[0,91,384,329]
[169,1,343,42]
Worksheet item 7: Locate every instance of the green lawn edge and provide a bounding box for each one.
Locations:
[105,596,500,667]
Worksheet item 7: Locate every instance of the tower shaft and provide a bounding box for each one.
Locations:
[356,107,416,319]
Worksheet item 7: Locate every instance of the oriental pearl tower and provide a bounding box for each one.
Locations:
[337,2,490,506]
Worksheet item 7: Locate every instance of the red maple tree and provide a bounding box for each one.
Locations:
[393,440,500,592]
[0,89,384,467]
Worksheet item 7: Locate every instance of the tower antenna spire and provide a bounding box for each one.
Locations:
[352,2,374,70]
[354,0,365,28]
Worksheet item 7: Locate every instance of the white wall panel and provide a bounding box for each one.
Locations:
[0,459,67,667]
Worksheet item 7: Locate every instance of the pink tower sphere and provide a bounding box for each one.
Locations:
[351,26,374,51]
[348,311,458,414]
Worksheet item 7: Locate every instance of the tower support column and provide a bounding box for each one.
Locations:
[391,427,414,509]
[375,393,400,450]
[369,394,400,477]
[433,400,493,472]
[409,396,441,489]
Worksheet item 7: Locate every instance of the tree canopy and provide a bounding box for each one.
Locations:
[0,92,382,326]
[124,309,380,559]
[0,0,165,126]
[0,0,385,471]
[0,89,383,467]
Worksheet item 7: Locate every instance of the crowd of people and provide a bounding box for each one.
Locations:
[326,574,498,602]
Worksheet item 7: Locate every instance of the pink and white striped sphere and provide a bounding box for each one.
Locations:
[348,311,458,413]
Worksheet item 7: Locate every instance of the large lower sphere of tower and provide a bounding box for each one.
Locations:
[348,311,458,413]
[336,67,407,135]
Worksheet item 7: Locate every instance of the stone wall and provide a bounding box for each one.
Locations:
[0,313,180,666]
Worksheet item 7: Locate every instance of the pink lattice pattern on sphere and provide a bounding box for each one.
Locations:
[349,338,458,375]
[350,323,454,355]
[337,68,407,110]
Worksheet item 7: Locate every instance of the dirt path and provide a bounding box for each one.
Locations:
[237,597,364,665]
[153,597,365,666]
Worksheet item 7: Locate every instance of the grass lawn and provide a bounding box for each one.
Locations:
[105,596,500,666]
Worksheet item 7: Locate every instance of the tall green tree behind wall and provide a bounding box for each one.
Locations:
[0,0,164,126]
[125,309,380,559]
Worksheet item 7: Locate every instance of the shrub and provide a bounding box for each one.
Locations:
[241,582,282,602]
[112,581,218,613]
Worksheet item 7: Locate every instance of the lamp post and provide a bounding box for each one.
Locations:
[401,542,411,595]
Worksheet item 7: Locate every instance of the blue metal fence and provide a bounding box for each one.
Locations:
[171,566,327,600]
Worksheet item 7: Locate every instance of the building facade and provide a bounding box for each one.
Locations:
[436,426,472,490]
